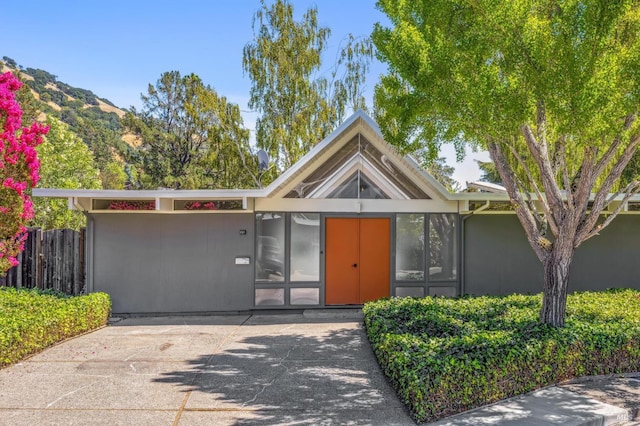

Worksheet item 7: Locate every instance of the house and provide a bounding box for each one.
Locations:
[33,111,640,314]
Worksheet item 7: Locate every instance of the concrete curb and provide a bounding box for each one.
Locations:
[302,308,364,320]
[426,385,630,426]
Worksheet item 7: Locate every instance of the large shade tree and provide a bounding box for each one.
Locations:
[123,71,259,189]
[243,0,373,178]
[373,0,640,326]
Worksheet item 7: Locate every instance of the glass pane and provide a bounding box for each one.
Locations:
[290,213,320,281]
[328,172,359,198]
[174,200,243,210]
[255,288,285,306]
[428,287,456,297]
[256,213,285,282]
[290,288,320,305]
[359,173,390,199]
[395,214,425,281]
[395,287,425,298]
[93,199,155,210]
[429,214,457,281]
[328,171,390,199]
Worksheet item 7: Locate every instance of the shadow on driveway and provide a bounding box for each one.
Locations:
[152,318,413,425]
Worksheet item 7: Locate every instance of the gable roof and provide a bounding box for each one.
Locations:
[264,110,453,201]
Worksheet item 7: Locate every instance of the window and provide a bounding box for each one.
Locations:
[255,213,285,282]
[174,199,243,211]
[290,288,320,305]
[395,214,425,281]
[328,171,390,199]
[290,213,320,281]
[93,199,155,210]
[255,288,285,306]
[429,214,457,281]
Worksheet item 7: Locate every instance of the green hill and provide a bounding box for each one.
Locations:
[1,56,136,188]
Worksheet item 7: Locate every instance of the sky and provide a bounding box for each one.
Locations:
[3,0,490,187]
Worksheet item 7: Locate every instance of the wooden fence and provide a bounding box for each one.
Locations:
[0,228,86,295]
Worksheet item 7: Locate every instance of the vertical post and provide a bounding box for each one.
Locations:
[79,227,86,294]
[42,230,51,291]
[34,228,42,290]
[72,230,80,295]
[15,250,23,289]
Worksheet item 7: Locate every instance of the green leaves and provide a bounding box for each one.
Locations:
[374,0,640,157]
[123,71,259,190]
[0,288,111,368]
[374,1,640,326]
[363,290,640,423]
[32,116,102,230]
[243,0,373,176]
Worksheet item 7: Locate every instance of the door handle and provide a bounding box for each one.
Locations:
[352,263,358,268]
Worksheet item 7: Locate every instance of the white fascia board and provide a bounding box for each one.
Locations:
[401,154,454,201]
[451,192,513,201]
[351,120,454,201]
[33,188,266,199]
[466,181,508,194]
[263,110,371,196]
[255,197,459,213]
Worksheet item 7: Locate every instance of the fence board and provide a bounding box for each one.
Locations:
[0,228,86,296]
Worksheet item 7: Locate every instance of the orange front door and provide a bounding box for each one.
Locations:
[325,218,390,305]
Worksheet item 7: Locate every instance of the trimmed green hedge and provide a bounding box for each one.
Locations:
[363,289,640,423]
[0,288,111,367]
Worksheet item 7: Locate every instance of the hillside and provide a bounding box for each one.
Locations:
[1,56,139,188]
[2,57,126,123]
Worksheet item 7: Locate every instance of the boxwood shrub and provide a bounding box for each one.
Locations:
[363,289,640,423]
[0,287,111,368]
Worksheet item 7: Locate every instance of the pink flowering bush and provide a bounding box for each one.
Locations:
[0,72,48,274]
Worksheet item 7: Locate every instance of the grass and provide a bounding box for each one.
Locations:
[363,289,640,423]
[0,287,111,368]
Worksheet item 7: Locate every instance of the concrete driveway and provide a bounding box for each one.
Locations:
[0,311,414,425]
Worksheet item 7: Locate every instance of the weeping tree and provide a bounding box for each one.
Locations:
[373,0,640,326]
[243,0,373,178]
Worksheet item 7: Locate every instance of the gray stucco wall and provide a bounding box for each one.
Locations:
[464,214,640,296]
[88,213,254,314]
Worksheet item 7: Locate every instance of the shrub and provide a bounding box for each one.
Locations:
[363,289,640,423]
[0,287,111,368]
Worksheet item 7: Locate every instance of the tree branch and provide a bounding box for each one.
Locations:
[580,180,640,243]
[576,134,640,243]
[507,142,558,236]
[556,135,575,210]
[521,124,565,220]
[488,141,548,262]
[592,114,636,178]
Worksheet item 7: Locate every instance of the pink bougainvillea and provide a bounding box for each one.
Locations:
[0,71,49,273]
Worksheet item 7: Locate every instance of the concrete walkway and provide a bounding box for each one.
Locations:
[428,380,639,426]
[1,312,639,425]
[0,311,413,425]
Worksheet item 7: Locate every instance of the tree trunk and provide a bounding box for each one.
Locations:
[540,250,572,327]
